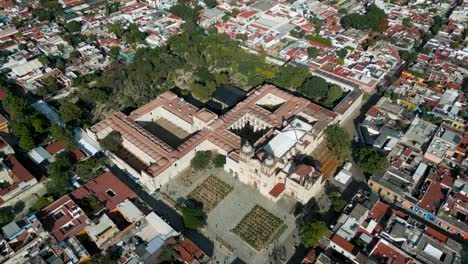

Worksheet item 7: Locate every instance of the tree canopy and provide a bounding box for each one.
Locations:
[99,131,122,153]
[64,21,81,33]
[59,102,84,125]
[358,147,388,175]
[300,221,329,248]
[204,0,218,8]
[298,76,343,107]
[76,157,106,182]
[340,4,388,32]
[213,154,226,168]
[75,17,339,117]
[324,125,351,161]
[191,151,212,171]
[169,4,202,22]
[108,23,147,44]
[180,201,206,230]
[46,153,74,197]
[2,93,50,151]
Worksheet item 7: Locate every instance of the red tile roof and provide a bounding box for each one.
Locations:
[177,239,209,263]
[39,195,90,242]
[302,249,316,264]
[269,183,285,198]
[425,227,448,243]
[45,141,68,155]
[5,154,35,183]
[0,88,8,100]
[331,234,355,253]
[369,200,391,222]
[72,150,86,161]
[238,10,258,19]
[71,172,137,211]
[418,182,445,213]
[367,106,379,118]
[402,148,412,157]
[371,240,408,264]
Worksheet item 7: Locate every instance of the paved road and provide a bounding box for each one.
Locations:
[340,93,381,185]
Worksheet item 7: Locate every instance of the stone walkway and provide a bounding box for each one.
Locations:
[164,168,299,263]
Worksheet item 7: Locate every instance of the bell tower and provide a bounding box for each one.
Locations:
[240,141,254,162]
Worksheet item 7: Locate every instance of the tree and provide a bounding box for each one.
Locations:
[2,95,28,114]
[338,8,348,15]
[290,27,305,38]
[204,0,218,8]
[358,147,388,175]
[59,102,84,125]
[324,125,351,161]
[76,158,105,182]
[110,46,121,57]
[399,50,418,64]
[78,196,103,216]
[213,154,226,168]
[123,23,147,43]
[402,18,412,27]
[271,65,310,90]
[38,55,50,67]
[19,135,35,151]
[236,34,247,42]
[191,151,212,171]
[300,221,329,248]
[49,124,76,148]
[330,192,347,212]
[31,118,48,133]
[168,4,202,22]
[180,201,206,230]
[190,83,211,102]
[65,21,81,33]
[298,76,329,100]
[307,47,319,58]
[340,4,388,32]
[0,207,13,227]
[429,15,444,35]
[305,35,332,46]
[13,201,25,214]
[99,131,122,152]
[11,123,31,138]
[31,196,54,210]
[46,153,73,197]
[336,48,348,59]
[323,85,343,107]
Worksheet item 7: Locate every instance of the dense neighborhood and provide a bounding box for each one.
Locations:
[0,0,466,263]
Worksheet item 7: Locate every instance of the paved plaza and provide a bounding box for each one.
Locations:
[164,168,299,263]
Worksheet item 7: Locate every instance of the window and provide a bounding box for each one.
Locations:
[106,189,116,197]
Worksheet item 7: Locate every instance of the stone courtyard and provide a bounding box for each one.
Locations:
[164,167,299,263]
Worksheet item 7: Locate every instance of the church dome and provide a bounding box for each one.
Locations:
[241,141,253,153]
[264,154,275,166]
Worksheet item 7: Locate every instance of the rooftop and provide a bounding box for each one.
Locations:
[71,171,137,211]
